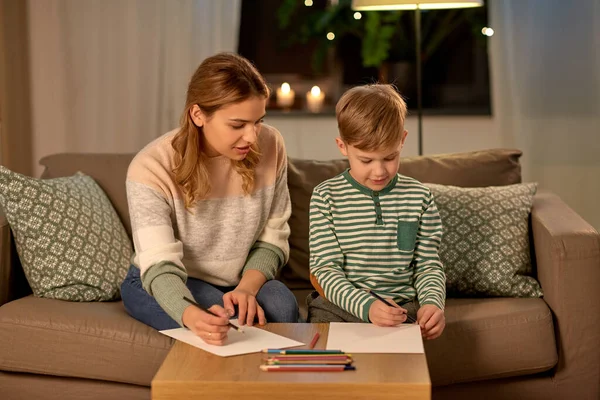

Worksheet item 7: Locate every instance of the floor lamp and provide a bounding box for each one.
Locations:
[351,0,483,155]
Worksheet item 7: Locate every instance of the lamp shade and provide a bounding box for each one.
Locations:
[352,0,483,10]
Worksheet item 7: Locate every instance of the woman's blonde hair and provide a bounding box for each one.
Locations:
[335,84,407,151]
[172,52,270,209]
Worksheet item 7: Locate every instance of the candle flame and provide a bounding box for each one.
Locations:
[281,82,291,94]
[310,86,321,97]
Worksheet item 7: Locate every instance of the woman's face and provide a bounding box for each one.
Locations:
[190,96,266,160]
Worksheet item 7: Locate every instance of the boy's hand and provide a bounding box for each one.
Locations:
[368,300,407,327]
[417,304,445,340]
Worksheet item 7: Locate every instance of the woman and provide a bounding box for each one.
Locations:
[121,52,298,345]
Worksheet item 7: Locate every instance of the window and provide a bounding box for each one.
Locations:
[239,0,491,115]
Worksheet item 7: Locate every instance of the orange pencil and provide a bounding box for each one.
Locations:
[309,332,320,349]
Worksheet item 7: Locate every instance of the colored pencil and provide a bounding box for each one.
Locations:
[266,354,351,360]
[182,296,244,333]
[262,349,343,354]
[266,359,352,365]
[263,358,352,364]
[260,365,355,372]
[309,332,320,349]
[266,355,351,360]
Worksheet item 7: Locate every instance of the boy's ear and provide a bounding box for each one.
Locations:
[335,137,348,157]
[189,105,205,127]
[400,130,408,147]
[401,129,408,146]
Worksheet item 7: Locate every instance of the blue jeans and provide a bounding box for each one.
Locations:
[120,266,299,330]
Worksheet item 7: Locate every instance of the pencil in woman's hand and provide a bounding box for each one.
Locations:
[183,296,244,333]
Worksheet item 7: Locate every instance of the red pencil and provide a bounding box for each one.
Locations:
[309,332,320,349]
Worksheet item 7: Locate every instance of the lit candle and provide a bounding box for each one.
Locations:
[306,85,325,113]
[276,82,295,109]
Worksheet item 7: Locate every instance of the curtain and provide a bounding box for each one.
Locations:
[27,0,241,175]
[0,0,33,175]
[489,0,600,230]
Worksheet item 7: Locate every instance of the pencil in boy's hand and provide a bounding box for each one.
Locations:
[182,296,244,333]
[309,332,320,349]
[365,289,402,310]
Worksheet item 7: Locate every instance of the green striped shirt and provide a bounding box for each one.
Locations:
[309,170,445,322]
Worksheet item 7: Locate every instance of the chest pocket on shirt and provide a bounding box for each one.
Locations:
[397,219,419,252]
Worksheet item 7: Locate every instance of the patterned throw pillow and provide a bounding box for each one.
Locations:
[425,182,543,298]
[0,166,132,301]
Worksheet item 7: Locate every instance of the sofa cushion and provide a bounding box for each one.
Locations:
[0,372,150,400]
[39,153,136,238]
[0,296,556,387]
[0,296,172,386]
[426,182,543,298]
[398,148,523,187]
[281,149,523,289]
[424,297,557,386]
[37,149,524,293]
[0,167,132,301]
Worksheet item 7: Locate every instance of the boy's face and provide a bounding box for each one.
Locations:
[336,131,407,191]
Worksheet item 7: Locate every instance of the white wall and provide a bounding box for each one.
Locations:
[267,115,501,160]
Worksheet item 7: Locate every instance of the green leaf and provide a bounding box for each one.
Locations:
[361,13,396,67]
[311,40,332,74]
[277,0,299,29]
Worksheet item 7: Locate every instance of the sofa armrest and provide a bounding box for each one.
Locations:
[531,191,600,396]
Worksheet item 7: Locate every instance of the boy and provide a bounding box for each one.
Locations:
[308,84,446,340]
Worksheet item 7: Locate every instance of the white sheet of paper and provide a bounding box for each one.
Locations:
[159,319,304,357]
[326,323,424,353]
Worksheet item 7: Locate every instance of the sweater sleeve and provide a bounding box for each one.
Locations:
[309,189,375,322]
[126,179,193,327]
[412,191,446,310]
[243,130,291,279]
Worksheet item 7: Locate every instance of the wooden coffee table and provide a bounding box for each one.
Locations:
[152,323,431,400]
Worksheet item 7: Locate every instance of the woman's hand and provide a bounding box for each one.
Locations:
[368,300,408,327]
[182,304,230,346]
[417,304,445,340]
[223,288,266,326]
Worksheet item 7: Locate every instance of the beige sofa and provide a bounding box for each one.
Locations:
[1,149,598,400]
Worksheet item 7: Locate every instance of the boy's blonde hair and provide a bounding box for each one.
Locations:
[335,84,407,151]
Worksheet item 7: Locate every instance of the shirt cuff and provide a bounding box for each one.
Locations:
[419,295,445,310]
[242,247,280,280]
[360,296,378,322]
[141,262,192,327]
